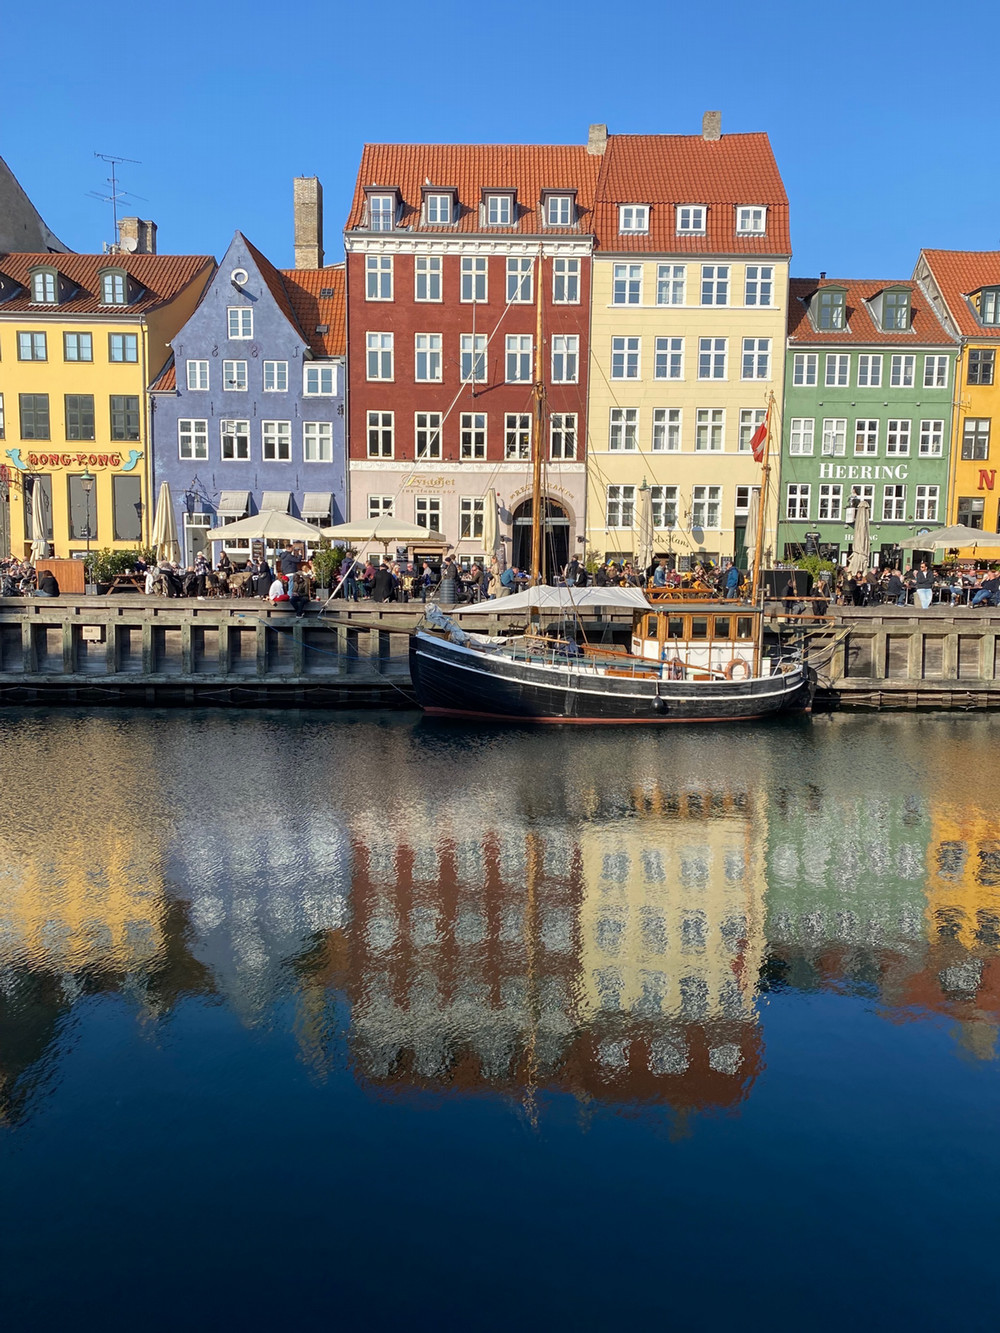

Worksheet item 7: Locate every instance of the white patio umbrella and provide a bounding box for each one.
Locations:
[205,510,321,542]
[151,482,181,564]
[482,488,500,563]
[636,482,654,574]
[846,497,871,576]
[30,480,49,563]
[322,516,448,555]
[899,524,1000,551]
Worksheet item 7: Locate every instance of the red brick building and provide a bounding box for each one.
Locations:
[344,136,603,572]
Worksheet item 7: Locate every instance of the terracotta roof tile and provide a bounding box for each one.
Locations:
[279,264,345,357]
[0,251,213,315]
[920,249,1000,340]
[345,143,601,235]
[787,277,955,345]
[149,355,176,392]
[593,133,790,254]
[241,234,305,337]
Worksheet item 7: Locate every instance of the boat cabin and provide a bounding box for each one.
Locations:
[631,608,757,678]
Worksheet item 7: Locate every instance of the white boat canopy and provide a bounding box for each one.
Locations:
[449,586,653,616]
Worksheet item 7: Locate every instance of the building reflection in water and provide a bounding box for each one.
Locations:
[1,712,1000,1129]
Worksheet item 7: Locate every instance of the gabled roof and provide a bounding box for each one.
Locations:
[593,132,790,254]
[148,355,176,392]
[345,143,601,235]
[920,249,1000,340]
[0,252,213,315]
[279,264,345,357]
[0,154,69,254]
[242,234,304,334]
[787,277,955,346]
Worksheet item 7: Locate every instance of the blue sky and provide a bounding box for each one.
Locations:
[6,0,1000,276]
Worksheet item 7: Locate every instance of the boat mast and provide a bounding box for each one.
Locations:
[749,392,774,607]
[530,248,544,585]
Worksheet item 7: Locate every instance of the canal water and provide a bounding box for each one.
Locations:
[1,709,998,1330]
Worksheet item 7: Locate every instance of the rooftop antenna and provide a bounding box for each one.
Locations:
[87,152,144,246]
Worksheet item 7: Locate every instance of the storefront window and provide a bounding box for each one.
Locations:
[113,475,142,542]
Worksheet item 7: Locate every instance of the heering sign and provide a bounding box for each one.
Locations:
[819,463,909,481]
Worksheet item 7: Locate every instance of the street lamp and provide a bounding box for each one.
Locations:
[81,470,94,587]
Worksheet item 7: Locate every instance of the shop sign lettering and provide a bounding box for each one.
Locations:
[978,469,996,491]
[818,463,908,481]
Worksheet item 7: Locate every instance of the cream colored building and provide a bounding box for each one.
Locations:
[585,116,790,569]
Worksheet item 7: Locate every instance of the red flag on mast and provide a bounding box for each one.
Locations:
[750,407,770,464]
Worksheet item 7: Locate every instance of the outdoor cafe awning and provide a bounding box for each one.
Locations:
[217,491,250,516]
[261,491,291,513]
[302,492,333,518]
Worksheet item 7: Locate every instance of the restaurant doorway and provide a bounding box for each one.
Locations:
[512,497,569,579]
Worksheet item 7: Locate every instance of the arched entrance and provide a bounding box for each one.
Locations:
[512,497,569,580]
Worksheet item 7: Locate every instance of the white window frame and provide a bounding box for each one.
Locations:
[786,484,811,520]
[553,257,580,304]
[367,410,394,458]
[368,495,394,519]
[821,418,847,456]
[366,255,393,301]
[545,195,573,227]
[227,307,253,339]
[825,354,850,387]
[424,193,452,225]
[304,364,337,395]
[881,484,906,521]
[220,419,250,460]
[262,420,292,462]
[698,337,727,380]
[505,334,532,383]
[609,408,639,451]
[415,255,442,302]
[650,485,679,529]
[701,265,729,306]
[550,413,577,459]
[507,257,533,303]
[367,332,394,381]
[303,421,333,463]
[263,360,287,392]
[793,353,818,387]
[739,408,767,453]
[460,496,485,540]
[505,413,531,460]
[695,408,725,452]
[619,205,649,234]
[222,359,247,391]
[654,336,684,380]
[612,263,642,305]
[368,194,395,231]
[789,418,814,456]
[414,334,442,382]
[415,496,442,532]
[919,419,944,457]
[415,411,442,459]
[656,264,686,306]
[460,256,488,303]
[744,265,773,307]
[186,359,209,391]
[857,354,882,388]
[691,485,722,528]
[460,412,486,459]
[652,408,681,452]
[676,205,706,234]
[854,418,879,455]
[460,333,487,384]
[178,418,208,460]
[611,336,640,380]
[924,354,949,389]
[818,484,842,521]
[742,337,771,380]
[886,419,911,456]
[914,485,939,522]
[551,334,579,383]
[890,354,916,388]
[736,206,767,234]
[485,193,512,225]
[606,484,636,527]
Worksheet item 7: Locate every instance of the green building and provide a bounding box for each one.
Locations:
[778,277,957,564]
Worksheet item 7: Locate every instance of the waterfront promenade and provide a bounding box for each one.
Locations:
[0,595,998,710]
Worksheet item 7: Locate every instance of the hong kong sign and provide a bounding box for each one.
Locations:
[5,448,143,473]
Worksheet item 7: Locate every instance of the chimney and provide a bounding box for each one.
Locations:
[819,271,827,280]
[293,176,324,269]
[117,217,157,254]
[702,110,721,141]
[587,123,608,156]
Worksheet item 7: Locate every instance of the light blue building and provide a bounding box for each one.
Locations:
[149,230,345,564]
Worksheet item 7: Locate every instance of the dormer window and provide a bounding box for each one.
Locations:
[882,289,910,331]
[676,205,706,234]
[619,205,649,234]
[544,194,574,227]
[368,194,396,231]
[423,191,455,225]
[817,288,846,330]
[30,268,58,303]
[980,288,1000,325]
[100,269,128,305]
[484,192,514,225]
[736,206,766,235]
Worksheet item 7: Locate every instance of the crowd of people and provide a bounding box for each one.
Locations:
[831,562,1000,610]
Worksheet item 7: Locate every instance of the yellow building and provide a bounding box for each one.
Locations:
[916,250,1000,532]
[0,241,212,559]
[585,116,790,568]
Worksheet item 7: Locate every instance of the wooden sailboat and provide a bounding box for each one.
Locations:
[408,261,810,723]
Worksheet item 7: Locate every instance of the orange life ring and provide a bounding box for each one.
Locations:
[724,657,751,680]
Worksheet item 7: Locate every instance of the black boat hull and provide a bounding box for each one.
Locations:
[409,633,810,723]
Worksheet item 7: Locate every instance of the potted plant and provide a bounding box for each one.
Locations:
[310,541,346,598]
